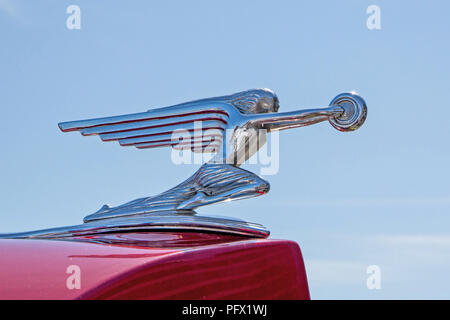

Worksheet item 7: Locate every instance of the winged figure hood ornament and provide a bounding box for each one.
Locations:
[1,89,367,239]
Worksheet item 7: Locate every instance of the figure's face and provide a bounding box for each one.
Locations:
[255,93,280,113]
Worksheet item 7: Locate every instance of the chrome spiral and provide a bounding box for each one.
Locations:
[329,92,368,132]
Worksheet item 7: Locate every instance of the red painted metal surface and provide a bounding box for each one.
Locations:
[0,232,309,300]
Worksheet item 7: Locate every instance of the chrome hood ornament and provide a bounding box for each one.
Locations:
[1,89,367,239]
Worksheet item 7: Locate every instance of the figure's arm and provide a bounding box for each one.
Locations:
[247,92,367,133]
[248,105,343,131]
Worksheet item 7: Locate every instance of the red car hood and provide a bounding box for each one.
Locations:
[0,232,310,300]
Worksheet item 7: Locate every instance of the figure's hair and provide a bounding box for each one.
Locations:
[165,88,279,115]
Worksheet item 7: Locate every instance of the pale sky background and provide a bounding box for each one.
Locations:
[1,1,449,299]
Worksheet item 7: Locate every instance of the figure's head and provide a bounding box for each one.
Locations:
[253,88,280,113]
[226,88,279,114]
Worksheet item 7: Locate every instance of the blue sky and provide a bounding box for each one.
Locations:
[1,0,449,299]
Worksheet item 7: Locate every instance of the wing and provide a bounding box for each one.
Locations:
[58,89,283,153]
[58,105,229,152]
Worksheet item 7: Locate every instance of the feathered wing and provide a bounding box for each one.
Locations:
[58,88,282,153]
[58,105,229,152]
